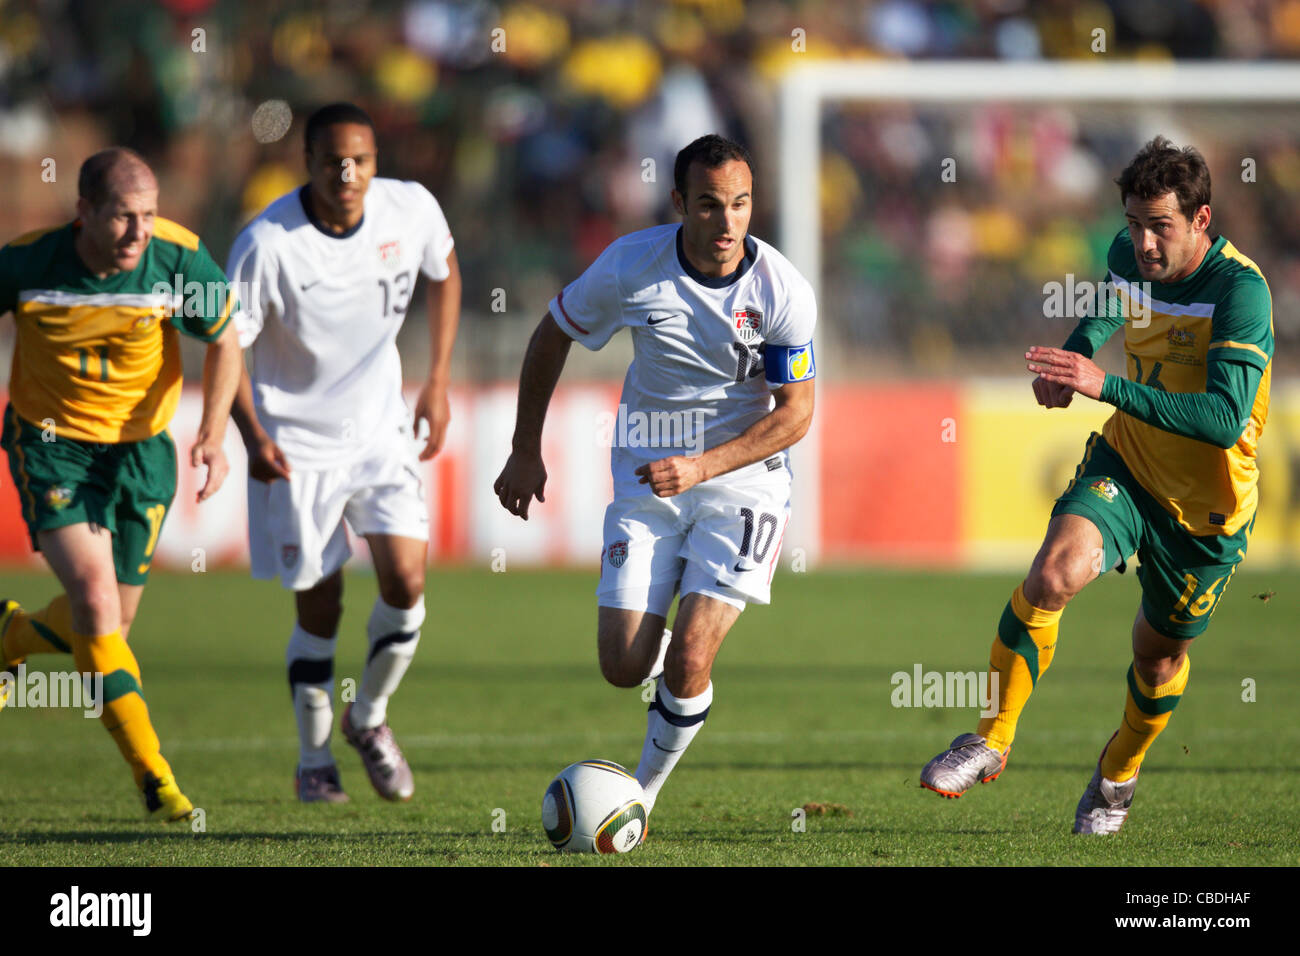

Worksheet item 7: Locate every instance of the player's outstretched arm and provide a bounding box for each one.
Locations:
[1027,345,1262,447]
[636,379,815,497]
[192,320,243,502]
[230,362,290,483]
[494,312,572,520]
[415,248,462,460]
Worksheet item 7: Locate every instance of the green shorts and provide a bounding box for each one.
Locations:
[1,405,177,586]
[1052,432,1251,640]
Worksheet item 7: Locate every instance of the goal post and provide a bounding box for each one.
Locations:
[778,61,1300,566]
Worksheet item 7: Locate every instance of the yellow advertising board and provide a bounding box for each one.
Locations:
[960,380,1300,568]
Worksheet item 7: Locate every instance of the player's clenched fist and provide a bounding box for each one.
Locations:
[1031,374,1075,409]
[247,435,292,483]
[495,450,548,520]
[635,455,706,498]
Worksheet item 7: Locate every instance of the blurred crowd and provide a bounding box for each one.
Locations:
[1,0,1299,379]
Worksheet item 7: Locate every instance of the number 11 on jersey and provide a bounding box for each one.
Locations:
[77,346,110,381]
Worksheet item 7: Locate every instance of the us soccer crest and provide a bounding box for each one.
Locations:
[733,309,762,343]
[378,240,402,267]
[281,544,300,569]
[607,540,628,568]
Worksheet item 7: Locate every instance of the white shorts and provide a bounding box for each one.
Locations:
[248,443,429,591]
[597,466,792,616]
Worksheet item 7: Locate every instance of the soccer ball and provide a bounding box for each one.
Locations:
[541,760,648,854]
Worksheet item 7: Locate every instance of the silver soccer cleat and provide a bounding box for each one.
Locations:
[1073,766,1138,834]
[341,703,415,802]
[920,733,1009,798]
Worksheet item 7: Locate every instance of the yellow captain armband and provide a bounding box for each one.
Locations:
[763,342,815,384]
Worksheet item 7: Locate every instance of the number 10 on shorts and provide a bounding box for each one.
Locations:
[738,507,779,565]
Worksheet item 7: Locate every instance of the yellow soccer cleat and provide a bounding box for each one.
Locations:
[0,599,20,713]
[141,772,195,823]
[0,598,20,648]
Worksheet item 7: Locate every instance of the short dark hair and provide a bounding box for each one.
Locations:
[304,102,375,153]
[1115,136,1211,222]
[673,134,754,198]
[78,147,153,210]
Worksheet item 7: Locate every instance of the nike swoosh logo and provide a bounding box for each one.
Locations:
[651,738,686,753]
[733,561,759,573]
[300,279,324,292]
[646,313,675,326]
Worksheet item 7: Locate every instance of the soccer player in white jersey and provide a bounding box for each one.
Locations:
[227,103,461,803]
[495,135,816,817]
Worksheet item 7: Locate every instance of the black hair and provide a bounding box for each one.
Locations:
[1116,135,1211,221]
[304,102,375,153]
[673,134,754,198]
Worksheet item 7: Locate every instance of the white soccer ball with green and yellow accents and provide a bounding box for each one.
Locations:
[541,760,647,854]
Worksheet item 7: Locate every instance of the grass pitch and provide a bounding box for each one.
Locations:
[0,566,1296,866]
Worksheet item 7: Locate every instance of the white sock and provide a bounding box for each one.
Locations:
[350,597,424,730]
[635,680,712,813]
[287,624,336,769]
[646,628,671,682]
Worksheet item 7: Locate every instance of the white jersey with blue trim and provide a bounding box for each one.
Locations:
[549,223,816,493]
[228,177,454,468]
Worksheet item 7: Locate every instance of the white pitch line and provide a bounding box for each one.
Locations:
[0,726,1291,755]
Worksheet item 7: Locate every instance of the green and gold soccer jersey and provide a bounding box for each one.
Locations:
[1065,228,1273,536]
[0,218,234,443]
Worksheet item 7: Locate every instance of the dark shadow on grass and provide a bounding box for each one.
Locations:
[845,826,1025,837]
[0,828,562,847]
[0,829,452,846]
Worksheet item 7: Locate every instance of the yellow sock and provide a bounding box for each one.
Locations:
[976,584,1061,753]
[71,629,174,788]
[3,594,76,664]
[1100,657,1189,783]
